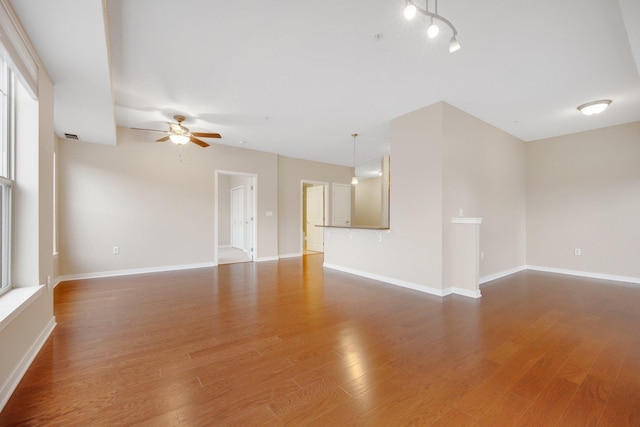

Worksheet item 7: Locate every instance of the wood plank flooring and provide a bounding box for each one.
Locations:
[1,254,639,426]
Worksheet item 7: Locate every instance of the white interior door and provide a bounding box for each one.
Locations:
[332,183,351,226]
[306,185,324,252]
[231,186,244,250]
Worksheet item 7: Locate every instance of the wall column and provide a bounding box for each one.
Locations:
[450,218,482,298]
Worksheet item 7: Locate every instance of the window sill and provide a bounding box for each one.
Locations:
[0,285,44,333]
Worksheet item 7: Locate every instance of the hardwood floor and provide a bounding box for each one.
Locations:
[1,254,639,426]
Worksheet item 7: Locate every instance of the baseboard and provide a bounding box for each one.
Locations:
[255,256,279,262]
[279,253,302,259]
[480,265,528,285]
[444,287,482,299]
[57,262,216,283]
[526,265,640,286]
[323,263,449,297]
[0,316,56,411]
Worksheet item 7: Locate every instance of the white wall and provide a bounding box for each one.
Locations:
[526,121,640,280]
[13,74,41,287]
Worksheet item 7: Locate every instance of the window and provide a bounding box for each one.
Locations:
[0,56,14,296]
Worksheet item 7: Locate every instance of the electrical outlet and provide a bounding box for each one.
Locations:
[574,248,581,256]
[113,246,120,255]
[46,275,52,290]
[480,251,485,260]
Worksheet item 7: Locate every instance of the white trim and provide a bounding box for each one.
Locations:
[0,285,44,332]
[279,253,302,259]
[0,0,40,98]
[480,265,528,285]
[214,171,258,265]
[255,256,279,262]
[57,262,216,283]
[218,245,231,249]
[444,287,482,299]
[526,265,640,286]
[324,263,447,297]
[451,217,483,224]
[0,316,55,411]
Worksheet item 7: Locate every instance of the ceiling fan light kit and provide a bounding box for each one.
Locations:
[131,114,222,148]
[404,0,460,53]
[169,134,190,145]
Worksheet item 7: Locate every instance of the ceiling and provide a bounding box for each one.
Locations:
[9,0,640,177]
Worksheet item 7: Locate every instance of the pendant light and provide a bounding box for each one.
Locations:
[351,133,359,185]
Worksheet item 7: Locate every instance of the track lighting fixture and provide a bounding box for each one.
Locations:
[404,0,460,53]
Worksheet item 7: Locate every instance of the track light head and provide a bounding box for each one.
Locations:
[449,36,461,53]
[404,4,417,20]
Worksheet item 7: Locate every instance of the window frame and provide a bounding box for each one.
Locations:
[0,57,14,296]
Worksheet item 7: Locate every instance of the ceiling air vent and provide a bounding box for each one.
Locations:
[64,133,79,140]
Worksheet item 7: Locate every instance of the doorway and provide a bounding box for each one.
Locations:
[302,181,329,255]
[231,186,245,250]
[215,171,257,265]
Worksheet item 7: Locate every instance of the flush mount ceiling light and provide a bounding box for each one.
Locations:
[404,0,460,53]
[351,133,359,185]
[577,99,612,116]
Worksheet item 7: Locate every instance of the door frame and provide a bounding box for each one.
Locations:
[300,180,329,255]
[214,170,258,266]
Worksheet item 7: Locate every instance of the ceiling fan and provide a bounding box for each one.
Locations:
[133,115,221,147]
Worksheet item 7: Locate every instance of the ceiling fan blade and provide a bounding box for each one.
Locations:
[131,127,166,133]
[156,136,170,142]
[190,136,210,147]
[191,132,221,139]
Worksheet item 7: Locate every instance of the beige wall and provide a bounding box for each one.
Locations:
[57,131,353,275]
[353,176,382,227]
[324,102,528,294]
[57,128,279,276]
[526,121,640,279]
[442,103,526,284]
[324,102,445,293]
[277,156,352,256]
